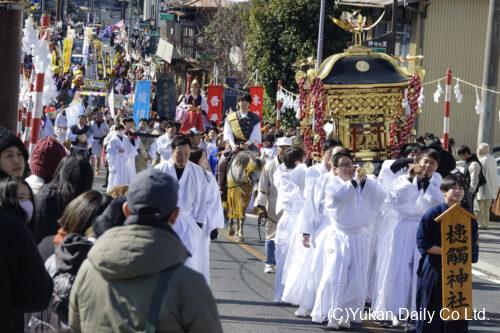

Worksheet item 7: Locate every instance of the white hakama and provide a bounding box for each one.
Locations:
[106,134,134,192]
[273,164,306,302]
[373,173,443,315]
[200,170,225,284]
[281,164,328,310]
[90,121,109,157]
[155,160,209,280]
[311,176,386,324]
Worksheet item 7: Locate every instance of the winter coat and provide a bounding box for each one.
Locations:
[69,216,223,333]
[0,211,53,332]
[27,234,93,333]
[34,184,64,243]
[477,153,499,200]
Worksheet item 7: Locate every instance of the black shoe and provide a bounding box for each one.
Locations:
[404,322,417,332]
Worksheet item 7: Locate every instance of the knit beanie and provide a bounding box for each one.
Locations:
[31,137,67,181]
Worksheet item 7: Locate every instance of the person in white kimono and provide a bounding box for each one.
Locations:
[272,147,306,303]
[260,133,276,162]
[189,147,225,284]
[374,149,443,330]
[155,135,209,280]
[153,121,177,163]
[123,118,140,182]
[106,124,134,192]
[39,112,56,139]
[282,143,344,317]
[89,111,109,175]
[54,109,68,143]
[369,143,425,311]
[311,152,386,329]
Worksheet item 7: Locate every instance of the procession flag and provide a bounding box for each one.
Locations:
[133,80,152,127]
[207,85,224,126]
[62,38,73,74]
[65,100,86,128]
[435,203,476,320]
[249,85,264,121]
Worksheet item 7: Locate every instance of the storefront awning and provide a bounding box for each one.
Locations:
[335,0,417,8]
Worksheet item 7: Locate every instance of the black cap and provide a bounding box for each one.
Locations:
[126,169,178,217]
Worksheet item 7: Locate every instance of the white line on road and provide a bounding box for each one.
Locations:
[469,326,500,332]
[472,269,500,285]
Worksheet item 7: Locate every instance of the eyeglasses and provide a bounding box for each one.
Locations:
[337,162,353,168]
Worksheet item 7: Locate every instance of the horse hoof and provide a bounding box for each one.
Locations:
[236,236,244,242]
[228,229,235,236]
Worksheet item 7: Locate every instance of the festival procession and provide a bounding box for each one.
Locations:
[1,0,500,332]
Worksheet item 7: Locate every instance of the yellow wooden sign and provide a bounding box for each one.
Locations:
[62,38,73,74]
[435,203,476,321]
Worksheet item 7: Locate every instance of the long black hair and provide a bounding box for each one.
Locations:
[0,176,36,229]
[49,155,94,207]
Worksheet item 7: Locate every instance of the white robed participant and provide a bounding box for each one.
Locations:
[155,136,209,279]
[189,147,225,284]
[370,144,424,315]
[54,110,68,142]
[311,152,386,329]
[373,149,443,327]
[89,111,109,174]
[154,121,177,163]
[281,144,341,317]
[272,148,307,303]
[280,164,325,311]
[106,124,134,192]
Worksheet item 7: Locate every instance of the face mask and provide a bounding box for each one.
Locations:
[117,130,124,136]
[19,200,33,222]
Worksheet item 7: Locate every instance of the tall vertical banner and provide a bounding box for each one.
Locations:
[223,78,240,116]
[156,73,176,119]
[133,80,152,127]
[62,38,73,74]
[207,85,224,126]
[436,203,475,321]
[249,86,264,121]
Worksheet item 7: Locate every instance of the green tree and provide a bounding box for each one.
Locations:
[246,0,350,98]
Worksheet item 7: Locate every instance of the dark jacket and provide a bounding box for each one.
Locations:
[92,196,127,238]
[34,184,64,243]
[27,234,93,333]
[0,211,53,332]
[69,216,223,333]
[38,235,57,263]
[428,142,456,178]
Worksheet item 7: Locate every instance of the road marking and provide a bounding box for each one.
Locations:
[468,326,500,332]
[218,228,266,262]
[472,269,500,285]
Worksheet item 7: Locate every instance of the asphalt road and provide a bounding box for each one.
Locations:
[210,214,500,333]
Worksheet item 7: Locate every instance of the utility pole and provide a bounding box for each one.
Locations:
[316,0,326,68]
[390,0,397,55]
[478,0,500,147]
[122,0,126,20]
[0,2,23,133]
